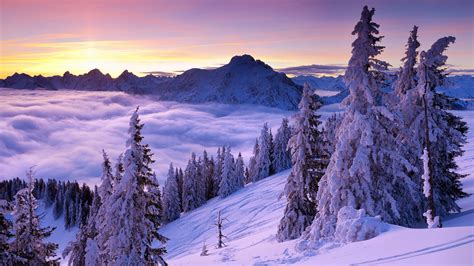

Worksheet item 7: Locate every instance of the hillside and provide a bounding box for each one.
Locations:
[159,111,474,265]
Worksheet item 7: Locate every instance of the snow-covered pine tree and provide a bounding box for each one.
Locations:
[114,153,124,185]
[202,151,215,200]
[302,6,420,244]
[254,123,272,182]
[395,26,420,97]
[218,146,236,198]
[175,167,184,212]
[65,150,115,265]
[212,147,224,196]
[273,118,292,173]
[98,108,168,265]
[11,168,58,264]
[322,113,342,157]
[234,153,246,190]
[200,241,209,256]
[183,153,200,212]
[0,200,15,264]
[195,156,207,206]
[277,83,327,242]
[414,36,467,225]
[163,163,181,223]
[248,139,259,182]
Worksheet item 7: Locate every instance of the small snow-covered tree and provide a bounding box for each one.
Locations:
[277,83,327,242]
[182,153,200,212]
[163,163,181,223]
[98,108,168,265]
[254,123,272,181]
[201,151,215,200]
[65,150,115,265]
[200,241,209,256]
[212,147,224,196]
[11,168,58,264]
[218,147,236,198]
[301,6,420,244]
[234,153,246,190]
[215,211,227,248]
[248,139,259,182]
[273,118,292,173]
[0,200,15,264]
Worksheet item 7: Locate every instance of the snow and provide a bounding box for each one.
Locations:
[158,109,474,265]
[7,100,473,265]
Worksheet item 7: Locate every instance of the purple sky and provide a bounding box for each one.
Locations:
[1,0,473,78]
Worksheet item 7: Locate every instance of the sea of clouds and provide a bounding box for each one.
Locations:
[0,89,341,186]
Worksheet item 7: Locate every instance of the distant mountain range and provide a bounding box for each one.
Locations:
[0,55,302,110]
[1,54,472,110]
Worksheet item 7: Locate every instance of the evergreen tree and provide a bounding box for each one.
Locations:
[218,147,236,198]
[254,123,272,182]
[201,151,215,200]
[182,153,200,212]
[273,118,292,173]
[302,6,420,243]
[415,36,467,225]
[0,200,15,264]
[98,108,168,265]
[163,163,181,223]
[234,153,246,190]
[248,139,259,182]
[277,84,327,242]
[11,168,58,264]
[212,147,224,196]
[114,153,124,185]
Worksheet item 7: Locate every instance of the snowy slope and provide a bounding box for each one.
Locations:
[160,110,474,265]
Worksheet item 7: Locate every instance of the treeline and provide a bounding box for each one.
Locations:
[0,178,94,230]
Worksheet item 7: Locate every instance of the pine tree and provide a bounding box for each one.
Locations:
[234,153,246,190]
[201,151,215,200]
[415,36,467,225]
[0,200,15,264]
[98,108,168,265]
[248,139,259,182]
[302,6,420,243]
[114,153,125,185]
[273,118,292,173]
[213,147,224,196]
[11,168,58,264]
[163,163,181,223]
[254,123,272,182]
[182,153,200,212]
[277,84,327,242]
[218,146,236,198]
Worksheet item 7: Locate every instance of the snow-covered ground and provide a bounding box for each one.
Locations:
[159,110,474,265]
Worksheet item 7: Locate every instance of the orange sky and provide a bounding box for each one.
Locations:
[1,0,473,78]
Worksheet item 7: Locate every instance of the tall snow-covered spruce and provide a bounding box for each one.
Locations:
[301,6,420,245]
[163,163,181,223]
[0,200,15,264]
[11,168,58,264]
[254,123,273,182]
[98,107,168,265]
[277,83,327,242]
[273,118,292,173]
[415,36,467,227]
[218,146,236,198]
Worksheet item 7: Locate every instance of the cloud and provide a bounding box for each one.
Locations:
[277,64,347,77]
[0,89,304,186]
[140,71,177,77]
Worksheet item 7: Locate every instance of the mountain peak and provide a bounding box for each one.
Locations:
[87,68,103,76]
[229,54,256,65]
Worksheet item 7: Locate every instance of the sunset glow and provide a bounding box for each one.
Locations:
[1,0,473,78]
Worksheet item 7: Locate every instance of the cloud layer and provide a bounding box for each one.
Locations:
[0,89,298,185]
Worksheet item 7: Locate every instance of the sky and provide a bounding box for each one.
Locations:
[0,0,473,78]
